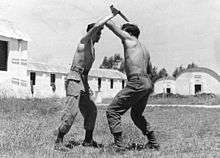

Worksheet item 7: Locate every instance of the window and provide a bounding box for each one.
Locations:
[195,84,201,94]
[50,74,56,92]
[30,72,36,85]
[50,74,56,84]
[98,78,101,91]
[166,88,171,94]
[0,41,8,71]
[122,80,125,89]
[110,79,114,89]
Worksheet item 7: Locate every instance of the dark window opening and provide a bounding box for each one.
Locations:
[50,74,56,92]
[50,74,56,84]
[0,41,8,71]
[110,79,114,89]
[98,78,101,91]
[30,72,36,85]
[122,80,125,89]
[166,88,171,94]
[195,84,201,94]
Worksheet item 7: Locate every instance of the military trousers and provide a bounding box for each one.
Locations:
[106,74,154,135]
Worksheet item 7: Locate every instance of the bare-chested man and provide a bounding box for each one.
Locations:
[105,21,160,151]
[54,11,119,151]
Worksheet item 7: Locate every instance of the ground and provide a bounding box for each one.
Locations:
[0,97,220,158]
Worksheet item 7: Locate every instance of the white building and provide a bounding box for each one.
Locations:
[175,67,220,95]
[88,69,126,102]
[27,62,126,102]
[154,76,176,94]
[27,62,67,98]
[0,19,30,98]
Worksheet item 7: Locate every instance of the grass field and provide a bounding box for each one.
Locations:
[0,97,220,158]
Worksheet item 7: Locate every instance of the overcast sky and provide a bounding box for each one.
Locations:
[1,0,220,74]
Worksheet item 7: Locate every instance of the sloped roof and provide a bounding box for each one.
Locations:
[0,19,30,41]
[28,62,126,79]
[89,68,126,80]
[177,67,220,82]
[28,62,68,74]
[155,76,175,83]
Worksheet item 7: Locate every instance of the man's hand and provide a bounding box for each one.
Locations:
[110,5,120,16]
[89,88,94,96]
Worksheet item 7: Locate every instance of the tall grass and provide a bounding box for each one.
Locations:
[0,97,220,158]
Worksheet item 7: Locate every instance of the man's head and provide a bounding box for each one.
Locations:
[87,23,103,43]
[121,23,140,38]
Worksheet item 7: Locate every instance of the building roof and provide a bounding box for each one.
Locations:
[0,19,30,41]
[28,62,126,80]
[155,76,175,83]
[177,67,220,82]
[89,68,126,80]
[28,62,68,74]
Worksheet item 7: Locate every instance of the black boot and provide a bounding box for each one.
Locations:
[82,130,101,148]
[146,131,160,150]
[112,132,126,152]
[54,131,70,152]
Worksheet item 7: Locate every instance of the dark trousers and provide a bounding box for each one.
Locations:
[106,75,153,134]
[58,79,97,135]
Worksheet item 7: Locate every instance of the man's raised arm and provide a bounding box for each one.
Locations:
[105,20,132,40]
[81,11,119,43]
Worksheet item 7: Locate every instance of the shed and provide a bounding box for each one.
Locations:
[0,19,30,98]
[175,67,220,95]
[154,76,176,94]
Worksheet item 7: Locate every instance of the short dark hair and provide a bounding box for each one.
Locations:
[87,23,95,32]
[121,23,140,38]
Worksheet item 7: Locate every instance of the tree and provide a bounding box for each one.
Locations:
[158,68,168,78]
[172,65,186,78]
[99,54,123,70]
[118,60,125,73]
[150,66,160,83]
[172,63,198,78]
[187,62,198,69]
[99,57,109,69]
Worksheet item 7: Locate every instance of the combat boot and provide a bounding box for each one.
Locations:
[111,132,126,152]
[146,131,160,150]
[54,131,70,152]
[82,140,102,148]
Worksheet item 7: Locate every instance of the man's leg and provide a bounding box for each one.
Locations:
[79,93,98,147]
[106,86,143,148]
[130,95,159,150]
[55,79,81,151]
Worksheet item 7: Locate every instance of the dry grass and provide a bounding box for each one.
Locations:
[102,93,219,105]
[0,97,220,158]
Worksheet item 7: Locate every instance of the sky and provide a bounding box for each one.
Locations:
[0,0,220,75]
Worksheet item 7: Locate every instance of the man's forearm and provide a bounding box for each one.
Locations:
[95,15,115,28]
[81,15,116,43]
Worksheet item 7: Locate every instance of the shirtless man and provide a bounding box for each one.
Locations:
[105,21,160,150]
[54,11,118,151]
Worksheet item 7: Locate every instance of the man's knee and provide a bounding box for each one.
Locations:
[106,104,118,120]
[59,113,75,134]
[89,106,97,121]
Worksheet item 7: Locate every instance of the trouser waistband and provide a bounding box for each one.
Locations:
[70,65,84,74]
[127,73,149,80]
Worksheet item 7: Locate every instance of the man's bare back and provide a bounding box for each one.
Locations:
[122,38,150,76]
[105,21,152,77]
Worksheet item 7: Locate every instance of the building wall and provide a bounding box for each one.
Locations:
[89,77,124,98]
[27,71,66,98]
[154,80,176,94]
[176,72,220,95]
[0,36,29,98]
[26,72,125,100]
